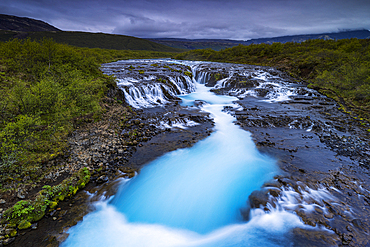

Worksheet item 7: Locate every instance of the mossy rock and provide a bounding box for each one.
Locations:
[6,223,17,228]
[10,229,17,237]
[18,220,32,230]
[49,201,58,209]
[58,194,65,201]
[2,168,90,228]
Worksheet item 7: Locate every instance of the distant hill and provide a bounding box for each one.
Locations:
[147,38,242,51]
[0,14,60,32]
[27,31,184,52]
[148,29,370,51]
[0,14,183,52]
[244,29,370,45]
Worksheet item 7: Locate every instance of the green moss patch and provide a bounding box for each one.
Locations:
[1,167,90,229]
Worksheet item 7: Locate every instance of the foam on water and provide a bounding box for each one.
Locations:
[156,118,200,130]
[61,197,310,247]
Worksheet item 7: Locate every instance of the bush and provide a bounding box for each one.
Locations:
[0,38,110,185]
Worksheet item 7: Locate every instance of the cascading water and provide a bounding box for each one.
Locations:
[61,60,324,247]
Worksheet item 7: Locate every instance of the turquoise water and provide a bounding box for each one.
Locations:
[111,82,276,234]
[62,66,307,247]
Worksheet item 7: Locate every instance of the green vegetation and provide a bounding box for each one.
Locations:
[156,78,167,83]
[0,38,177,189]
[176,39,370,121]
[0,31,184,52]
[147,39,240,51]
[2,167,90,229]
[184,71,193,77]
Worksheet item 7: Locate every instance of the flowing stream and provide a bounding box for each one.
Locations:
[62,60,317,247]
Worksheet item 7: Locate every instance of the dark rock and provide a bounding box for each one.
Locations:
[3,237,15,245]
[351,219,365,231]
[16,189,27,199]
[248,190,270,209]
[255,88,270,97]
[96,175,109,184]
[31,223,38,230]
[267,188,280,197]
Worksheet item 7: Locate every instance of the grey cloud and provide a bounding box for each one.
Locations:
[1,0,369,40]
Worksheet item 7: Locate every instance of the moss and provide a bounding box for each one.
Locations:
[184,71,193,77]
[49,201,58,209]
[2,168,90,228]
[156,78,167,83]
[10,229,17,237]
[214,73,222,81]
[18,220,32,230]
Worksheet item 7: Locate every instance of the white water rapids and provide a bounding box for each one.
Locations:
[61,60,331,247]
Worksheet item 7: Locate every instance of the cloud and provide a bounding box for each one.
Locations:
[1,0,370,40]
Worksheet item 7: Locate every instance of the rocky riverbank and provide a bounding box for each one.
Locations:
[230,93,370,246]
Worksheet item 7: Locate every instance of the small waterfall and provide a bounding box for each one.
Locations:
[194,71,210,84]
[102,60,196,108]
[119,74,195,108]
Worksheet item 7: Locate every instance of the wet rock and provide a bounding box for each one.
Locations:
[341,233,353,245]
[16,188,27,199]
[96,175,109,184]
[255,88,270,97]
[267,188,280,197]
[248,190,270,209]
[31,223,38,230]
[296,210,316,227]
[324,213,334,219]
[291,228,339,247]
[3,237,15,245]
[351,219,365,231]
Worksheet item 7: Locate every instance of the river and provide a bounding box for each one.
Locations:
[60,59,370,246]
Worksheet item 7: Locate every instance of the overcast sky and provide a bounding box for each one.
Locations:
[1,0,370,40]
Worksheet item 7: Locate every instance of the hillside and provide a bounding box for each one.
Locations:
[148,29,370,50]
[28,31,184,52]
[0,14,60,32]
[245,29,370,44]
[147,38,241,51]
[0,14,183,52]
